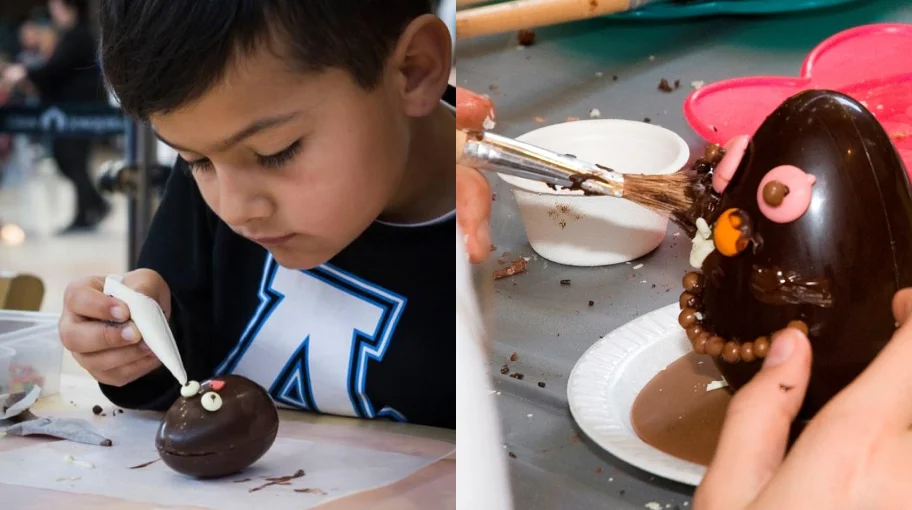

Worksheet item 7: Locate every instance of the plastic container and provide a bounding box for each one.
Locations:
[0,346,15,394]
[498,119,690,266]
[0,310,62,397]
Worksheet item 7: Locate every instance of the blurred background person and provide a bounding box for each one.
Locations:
[1,0,109,234]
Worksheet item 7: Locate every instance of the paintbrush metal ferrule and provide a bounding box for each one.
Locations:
[460,131,625,197]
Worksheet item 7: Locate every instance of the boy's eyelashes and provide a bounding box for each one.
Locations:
[180,139,304,174]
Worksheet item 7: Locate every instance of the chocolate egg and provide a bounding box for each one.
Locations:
[156,374,279,478]
[696,90,912,421]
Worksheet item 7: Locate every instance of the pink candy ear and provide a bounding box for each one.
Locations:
[756,165,816,223]
[712,135,751,194]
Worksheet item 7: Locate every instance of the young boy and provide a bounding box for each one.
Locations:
[59,0,455,429]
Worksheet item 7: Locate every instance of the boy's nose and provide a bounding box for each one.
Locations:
[217,172,272,226]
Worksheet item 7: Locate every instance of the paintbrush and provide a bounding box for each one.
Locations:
[457,128,695,216]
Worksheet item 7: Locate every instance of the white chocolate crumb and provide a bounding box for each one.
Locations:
[527,413,533,418]
[694,312,704,321]
[496,391,501,395]
[684,503,689,507]
[523,256,531,262]
[516,45,526,51]
[691,80,705,89]
[56,476,81,482]
[877,104,884,110]
[641,280,648,283]
[596,72,603,77]
[648,55,656,61]
[645,502,662,510]
[673,232,680,238]
[697,361,703,365]
[64,455,95,469]
[706,380,729,392]
[489,390,497,395]
[860,100,869,107]
[589,108,601,118]
[482,115,496,130]
[625,261,631,264]
[608,477,614,482]
[632,264,644,270]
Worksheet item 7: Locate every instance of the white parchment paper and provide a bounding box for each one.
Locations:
[0,413,443,510]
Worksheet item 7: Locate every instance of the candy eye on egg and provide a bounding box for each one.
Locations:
[713,208,753,256]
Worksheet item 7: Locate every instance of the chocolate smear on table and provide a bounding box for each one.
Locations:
[249,469,306,493]
[129,459,161,469]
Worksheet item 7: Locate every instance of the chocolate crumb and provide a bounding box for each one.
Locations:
[101,413,107,417]
[129,459,161,469]
[233,478,253,483]
[509,352,519,362]
[497,260,505,265]
[612,75,618,81]
[588,300,594,306]
[712,126,718,132]
[510,372,525,380]
[294,488,327,495]
[560,279,571,286]
[595,467,602,473]
[780,384,795,392]
[490,244,496,252]
[619,490,626,496]
[538,382,546,388]
[508,451,517,459]
[492,192,497,201]
[500,365,510,375]
[101,439,113,447]
[644,117,651,123]
[674,79,681,89]
[488,84,499,93]
[658,79,674,93]
[494,258,528,280]
[91,405,103,415]
[517,28,536,46]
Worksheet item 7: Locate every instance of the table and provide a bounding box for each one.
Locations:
[456,1,912,508]
[0,375,455,510]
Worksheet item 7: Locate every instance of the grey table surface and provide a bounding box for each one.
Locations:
[456,1,912,508]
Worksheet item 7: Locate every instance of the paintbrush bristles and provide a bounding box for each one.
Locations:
[621,172,695,215]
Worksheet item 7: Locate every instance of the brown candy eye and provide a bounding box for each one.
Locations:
[762,180,790,207]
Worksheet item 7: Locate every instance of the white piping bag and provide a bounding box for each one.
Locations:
[103,275,188,386]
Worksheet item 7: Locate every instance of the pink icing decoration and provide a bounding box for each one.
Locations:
[756,165,816,223]
[712,135,750,193]
[208,379,225,390]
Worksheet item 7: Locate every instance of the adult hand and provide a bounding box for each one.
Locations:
[695,288,912,509]
[456,86,495,264]
[59,269,171,387]
[1,64,26,87]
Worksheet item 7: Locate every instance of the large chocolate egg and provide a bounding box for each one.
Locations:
[156,374,279,478]
[683,90,912,421]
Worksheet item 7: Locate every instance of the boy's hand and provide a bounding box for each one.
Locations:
[60,269,171,387]
[695,288,912,510]
[456,86,494,264]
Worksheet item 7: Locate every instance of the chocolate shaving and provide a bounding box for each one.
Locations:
[494,258,528,280]
[500,364,510,374]
[750,266,834,308]
[508,452,517,459]
[509,352,519,361]
[658,79,674,93]
[294,488,327,495]
[249,469,305,493]
[510,372,525,380]
[128,459,160,469]
[560,279,571,286]
[233,478,253,483]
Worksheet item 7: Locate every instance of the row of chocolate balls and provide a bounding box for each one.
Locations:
[678,271,808,364]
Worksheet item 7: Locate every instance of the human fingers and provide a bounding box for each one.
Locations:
[456,86,495,131]
[695,328,812,510]
[122,268,172,318]
[60,316,142,355]
[62,276,131,323]
[456,163,492,264]
[892,288,912,326]
[91,354,162,387]
[72,342,153,374]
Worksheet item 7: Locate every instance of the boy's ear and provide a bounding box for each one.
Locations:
[390,14,453,118]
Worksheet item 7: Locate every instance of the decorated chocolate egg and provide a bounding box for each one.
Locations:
[156,374,279,478]
[678,89,912,421]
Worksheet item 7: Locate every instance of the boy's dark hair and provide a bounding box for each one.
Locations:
[99,0,437,119]
[60,0,91,21]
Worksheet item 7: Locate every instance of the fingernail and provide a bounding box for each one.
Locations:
[763,330,797,368]
[111,306,127,322]
[138,342,151,353]
[121,326,137,342]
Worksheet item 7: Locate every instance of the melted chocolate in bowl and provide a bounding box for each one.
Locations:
[631,352,731,466]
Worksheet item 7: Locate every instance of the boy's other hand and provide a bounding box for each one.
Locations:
[456,86,495,264]
[695,288,912,510]
[60,269,171,387]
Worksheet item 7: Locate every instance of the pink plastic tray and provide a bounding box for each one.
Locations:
[684,24,912,172]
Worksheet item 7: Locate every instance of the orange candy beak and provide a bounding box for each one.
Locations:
[713,208,752,256]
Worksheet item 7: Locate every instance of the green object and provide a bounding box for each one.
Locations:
[612,0,859,19]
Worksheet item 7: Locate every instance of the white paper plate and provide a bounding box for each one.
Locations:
[567,303,706,486]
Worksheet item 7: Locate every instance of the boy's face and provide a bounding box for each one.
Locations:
[151,48,412,270]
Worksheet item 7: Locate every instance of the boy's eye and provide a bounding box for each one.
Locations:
[184,157,214,173]
[256,140,303,169]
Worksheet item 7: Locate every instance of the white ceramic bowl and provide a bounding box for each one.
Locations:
[499,119,690,266]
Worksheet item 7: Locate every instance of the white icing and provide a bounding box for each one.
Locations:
[689,218,716,269]
[201,392,223,412]
[181,381,201,398]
